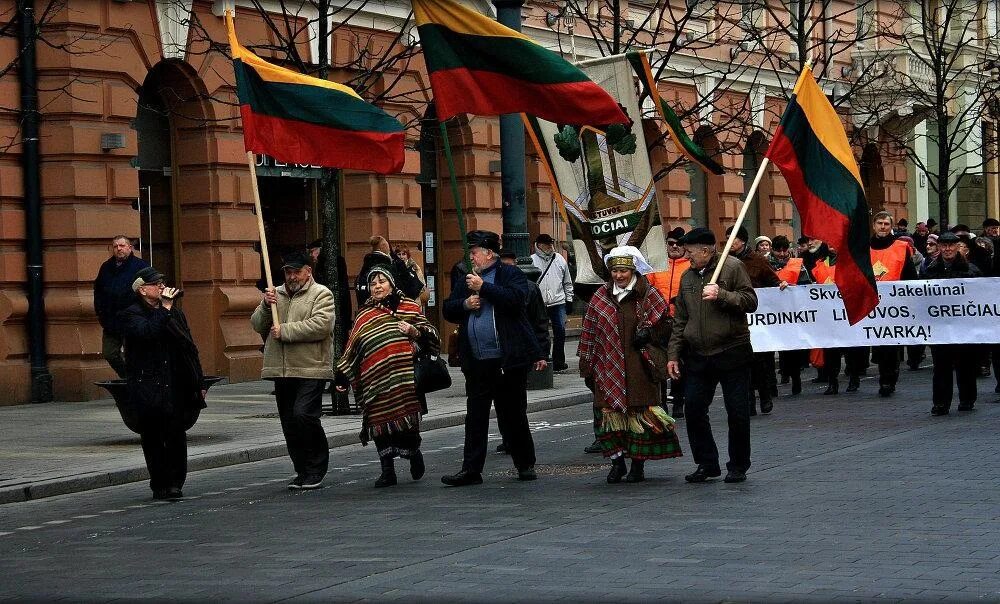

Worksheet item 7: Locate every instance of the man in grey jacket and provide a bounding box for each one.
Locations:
[530,234,574,372]
[252,251,335,490]
[666,227,758,484]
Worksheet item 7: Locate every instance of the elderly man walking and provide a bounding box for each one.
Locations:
[252,250,335,490]
[667,227,759,484]
[441,230,546,486]
[94,235,149,377]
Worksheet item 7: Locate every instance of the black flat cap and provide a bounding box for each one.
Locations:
[535,233,555,245]
[680,227,716,246]
[937,232,959,244]
[134,266,164,284]
[950,224,971,234]
[281,250,312,269]
[467,230,501,253]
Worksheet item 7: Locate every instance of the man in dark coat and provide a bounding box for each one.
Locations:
[925,232,983,415]
[94,236,149,377]
[441,231,545,486]
[119,266,205,500]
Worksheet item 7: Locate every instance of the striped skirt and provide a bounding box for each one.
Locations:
[594,406,683,460]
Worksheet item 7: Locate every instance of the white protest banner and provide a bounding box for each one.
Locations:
[748,277,1000,352]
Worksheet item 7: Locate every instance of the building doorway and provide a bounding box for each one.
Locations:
[135,75,177,284]
[255,158,322,289]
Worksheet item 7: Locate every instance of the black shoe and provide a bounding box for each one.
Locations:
[684,465,722,483]
[518,466,538,481]
[790,376,802,396]
[496,442,509,454]
[441,470,483,487]
[625,460,645,483]
[672,403,685,419]
[846,376,860,392]
[907,363,921,371]
[958,401,975,411]
[152,489,170,500]
[584,440,603,454]
[287,476,305,490]
[607,458,628,484]
[780,375,790,385]
[554,363,569,373]
[724,469,747,483]
[931,405,949,416]
[299,475,325,490]
[878,384,894,398]
[760,399,773,415]
[374,470,397,488]
[810,373,826,384]
[410,450,425,480]
[823,379,839,395]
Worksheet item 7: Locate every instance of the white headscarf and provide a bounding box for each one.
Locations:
[603,245,653,275]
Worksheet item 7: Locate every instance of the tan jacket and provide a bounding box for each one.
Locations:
[667,253,758,360]
[251,279,335,380]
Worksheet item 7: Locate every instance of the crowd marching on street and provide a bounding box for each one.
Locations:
[92,214,1000,500]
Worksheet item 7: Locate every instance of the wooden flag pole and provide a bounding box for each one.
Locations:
[247,151,280,326]
[709,156,770,285]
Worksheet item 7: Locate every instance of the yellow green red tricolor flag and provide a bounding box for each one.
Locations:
[226,12,404,174]
[765,65,878,325]
[412,0,628,126]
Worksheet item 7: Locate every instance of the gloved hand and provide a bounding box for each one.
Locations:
[632,327,652,350]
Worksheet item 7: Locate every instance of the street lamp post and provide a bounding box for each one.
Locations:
[493,0,552,389]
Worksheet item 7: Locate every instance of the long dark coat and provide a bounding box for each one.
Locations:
[119,300,206,431]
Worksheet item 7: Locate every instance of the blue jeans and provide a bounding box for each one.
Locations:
[546,304,566,368]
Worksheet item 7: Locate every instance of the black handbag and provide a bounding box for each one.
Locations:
[414,351,452,395]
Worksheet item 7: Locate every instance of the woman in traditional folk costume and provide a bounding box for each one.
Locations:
[335,267,439,487]
[578,246,682,484]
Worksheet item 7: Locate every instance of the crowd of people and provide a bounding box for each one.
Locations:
[92,212,1000,499]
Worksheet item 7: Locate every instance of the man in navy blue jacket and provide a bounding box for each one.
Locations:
[441,231,545,486]
[93,236,149,377]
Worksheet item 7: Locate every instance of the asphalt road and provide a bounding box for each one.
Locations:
[2,370,1000,602]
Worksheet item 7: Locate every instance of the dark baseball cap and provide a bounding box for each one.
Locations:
[281,250,312,269]
[467,230,501,253]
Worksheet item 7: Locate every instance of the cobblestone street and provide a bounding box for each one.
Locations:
[2,366,999,602]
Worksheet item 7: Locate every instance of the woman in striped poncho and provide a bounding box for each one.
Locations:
[335,266,439,487]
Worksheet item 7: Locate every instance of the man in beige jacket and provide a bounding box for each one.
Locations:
[252,250,335,490]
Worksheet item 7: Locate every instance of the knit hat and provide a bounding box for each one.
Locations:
[367,265,397,289]
[754,235,772,248]
[725,225,750,243]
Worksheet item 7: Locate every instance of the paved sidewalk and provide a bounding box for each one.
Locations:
[0,364,591,504]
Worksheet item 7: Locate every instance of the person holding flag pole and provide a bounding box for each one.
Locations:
[668,60,878,484]
[227,10,405,489]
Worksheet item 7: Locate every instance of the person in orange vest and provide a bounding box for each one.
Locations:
[768,235,811,395]
[646,227,691,418]
[870,211,918,397]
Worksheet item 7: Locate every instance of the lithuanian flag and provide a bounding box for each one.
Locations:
[226,12,404,174]
[627,52,724,175]
[413,0,628,126]
[765,66,878,325]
